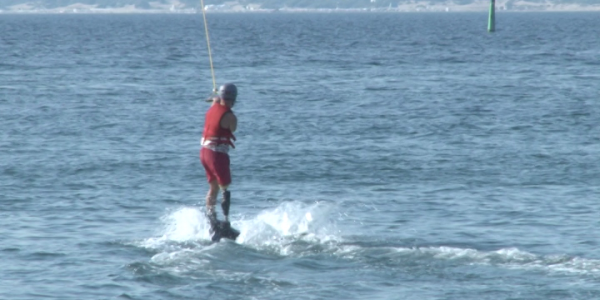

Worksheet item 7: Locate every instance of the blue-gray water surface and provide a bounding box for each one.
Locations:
[1,12,600,300]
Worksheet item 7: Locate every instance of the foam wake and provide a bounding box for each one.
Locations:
[335,245,600,277]
[137,202,600,279]
[140,201,341,254]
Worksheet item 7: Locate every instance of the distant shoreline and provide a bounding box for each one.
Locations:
[2,9,600,14]
[2,1,600,14]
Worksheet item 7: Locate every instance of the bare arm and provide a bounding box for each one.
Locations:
[220,112,237,133]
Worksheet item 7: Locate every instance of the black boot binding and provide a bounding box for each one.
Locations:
[217,190,240,241]
[205,206,221,241]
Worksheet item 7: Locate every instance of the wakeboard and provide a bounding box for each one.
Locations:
[210,220,240,242]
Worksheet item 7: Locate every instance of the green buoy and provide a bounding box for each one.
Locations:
[488,0,496,32]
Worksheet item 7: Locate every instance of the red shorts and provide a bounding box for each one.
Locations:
[200,148,231,186]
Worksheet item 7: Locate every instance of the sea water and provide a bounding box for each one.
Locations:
[1,12,600,300]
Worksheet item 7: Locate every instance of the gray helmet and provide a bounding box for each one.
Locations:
[218,83,237,102]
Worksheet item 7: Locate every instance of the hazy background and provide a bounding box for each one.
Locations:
[2,0,600,11]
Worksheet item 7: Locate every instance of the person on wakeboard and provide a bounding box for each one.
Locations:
[200,83,240,241]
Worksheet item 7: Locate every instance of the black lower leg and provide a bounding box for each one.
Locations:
[221,190,231,220]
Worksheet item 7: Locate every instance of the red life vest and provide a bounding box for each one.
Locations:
[202,103,236,148]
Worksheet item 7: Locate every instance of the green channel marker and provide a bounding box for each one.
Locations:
[488,0,496,32]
